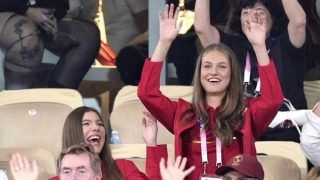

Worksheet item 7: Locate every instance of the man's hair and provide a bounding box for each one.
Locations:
[57,143,101,175]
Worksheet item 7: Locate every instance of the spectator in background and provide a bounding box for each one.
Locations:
[8,145,102,180]
[57,144,102,180]
[215,154,264,180]
[0,0,100,90]
[194,0,307,110]
[103,0,148,53]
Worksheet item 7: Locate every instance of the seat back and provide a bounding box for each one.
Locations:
[0,148,56,178]
[111,85,192,144]
[0,88,83,158]
[257,155,301,180]
[113,85,192,109]
[255,141,307,179]
[111,144,174,173]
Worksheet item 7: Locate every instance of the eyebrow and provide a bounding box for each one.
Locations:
[76,165,86,170]
[62,165,87,170]
[62,167,72,171]
[82,119,102,122]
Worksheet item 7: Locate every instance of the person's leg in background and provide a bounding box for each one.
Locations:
[0,13,46,90]
[44,18,100,89]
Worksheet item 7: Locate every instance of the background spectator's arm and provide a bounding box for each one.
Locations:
[194,0,220,47]
[281,0,306,48]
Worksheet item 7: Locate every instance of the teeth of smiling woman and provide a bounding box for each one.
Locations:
[88,135,100,144]
[209,78,220,82]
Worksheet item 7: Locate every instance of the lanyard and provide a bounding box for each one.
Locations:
[199,117,222,175]
[243,51,260,97]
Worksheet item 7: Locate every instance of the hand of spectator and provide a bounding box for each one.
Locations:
[142,111,158,146]
[160,156,195,180]
[243,10,267,47]
[25,7,58,36]
[9,153,39,180]
[159,4,182,43]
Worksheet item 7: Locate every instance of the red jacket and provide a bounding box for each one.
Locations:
[138,59,284,179]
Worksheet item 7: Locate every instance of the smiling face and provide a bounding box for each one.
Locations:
[241,2,272,36]
[82,111,106,154]
[60,153,101,180]
[200,50,231,98]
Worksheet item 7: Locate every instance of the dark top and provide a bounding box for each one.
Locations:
[220,29,307,110]
[0,0,69,20]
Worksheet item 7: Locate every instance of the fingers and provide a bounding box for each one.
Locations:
[183,166,196,177]
[174,156,182,169]
[159,11,164,22]
[10,153,27,174]
[168,4,175,19]
[143,111,157,123]
[23,155,31,171]
[40,18,57,35]
[9,154,17,173]
[32,160,39,174]
[161,4,179,20]
[179,157,188,170]
[16,153,25,171]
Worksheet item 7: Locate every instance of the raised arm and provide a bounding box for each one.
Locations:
[142,111,168,180]
[281,0,306,48]
[243,10,269,66]
[194,0,220,47]
[138,4,182,132]
[243,10,284,137]
[151,4,182,62]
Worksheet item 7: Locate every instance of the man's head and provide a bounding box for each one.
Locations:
[57,144,102,180]
[215,154,264,180]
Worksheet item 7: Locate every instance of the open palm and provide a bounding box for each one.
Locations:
[243,11,267,46]
[159,4,182,42]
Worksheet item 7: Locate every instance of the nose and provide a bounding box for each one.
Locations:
[91,123,100,132]
[210,67,218,76]
[70,172,76,180]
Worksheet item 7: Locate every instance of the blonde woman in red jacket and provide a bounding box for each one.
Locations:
[138,4,283,180]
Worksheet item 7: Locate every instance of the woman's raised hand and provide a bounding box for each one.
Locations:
[159,4,182,43]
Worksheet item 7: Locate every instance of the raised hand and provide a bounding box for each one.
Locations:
[142,111,158,146]
[9,153,39,180]
[243,9,267,47]
[159,4,182,43]
[160,156,195,180]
